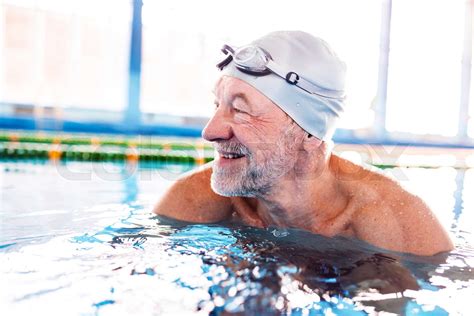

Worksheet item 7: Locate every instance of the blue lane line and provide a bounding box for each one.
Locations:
[0,116,203,137]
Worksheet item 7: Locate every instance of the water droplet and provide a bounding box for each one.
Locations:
[271,228,289,238]
[213,296,225,307]
[228,286,237,297]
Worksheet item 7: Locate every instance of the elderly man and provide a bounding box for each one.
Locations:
[154,31,453,256]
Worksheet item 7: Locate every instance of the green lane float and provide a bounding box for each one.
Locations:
[0,131,214,164]
[0,132,212,151]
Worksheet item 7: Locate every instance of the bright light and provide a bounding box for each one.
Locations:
[140,0,380,127]
[386,0,465,136]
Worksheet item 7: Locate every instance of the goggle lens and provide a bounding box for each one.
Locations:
[234,46,269,72]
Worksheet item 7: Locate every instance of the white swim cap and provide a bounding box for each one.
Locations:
[219,31,347,140]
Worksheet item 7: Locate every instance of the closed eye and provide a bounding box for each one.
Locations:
[233,107,247,114]
[232,95,250,115]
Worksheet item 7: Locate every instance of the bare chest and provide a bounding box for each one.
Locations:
[230,197,356,238]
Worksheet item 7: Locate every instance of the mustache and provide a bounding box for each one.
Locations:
[214,141,251,156]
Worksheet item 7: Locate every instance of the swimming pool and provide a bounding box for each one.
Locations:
[1,160,473,315]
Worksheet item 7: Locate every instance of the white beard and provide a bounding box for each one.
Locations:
[211,125,303,197]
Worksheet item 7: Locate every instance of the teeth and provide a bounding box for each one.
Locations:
[222,153,242,159]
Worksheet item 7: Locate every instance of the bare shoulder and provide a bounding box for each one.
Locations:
[344,162,454,256]
[153,163,233,223]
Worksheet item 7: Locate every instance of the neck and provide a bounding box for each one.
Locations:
[254,154,349,231]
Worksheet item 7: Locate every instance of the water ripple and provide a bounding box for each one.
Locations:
[0,203,473,316]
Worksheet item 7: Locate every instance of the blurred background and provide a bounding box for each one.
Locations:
[0,0,472,150]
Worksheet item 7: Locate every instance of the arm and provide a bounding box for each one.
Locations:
[153,164,234,223]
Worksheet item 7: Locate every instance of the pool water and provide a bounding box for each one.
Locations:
[1,160,473,315]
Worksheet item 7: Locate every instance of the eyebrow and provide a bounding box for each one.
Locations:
[213,92,251,105]
[230,93,250,105]
[213,91,254,112]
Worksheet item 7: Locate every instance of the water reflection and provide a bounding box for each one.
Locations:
[169,225,448,315]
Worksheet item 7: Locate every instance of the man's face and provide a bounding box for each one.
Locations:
[202,76,306,197]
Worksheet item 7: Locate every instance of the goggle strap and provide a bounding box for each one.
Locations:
[265,59,290,81]
[295,76,344,99]
[221,45,235,55]
[266,60,344,100]
[217,55,233,70]
[216,45,236,70]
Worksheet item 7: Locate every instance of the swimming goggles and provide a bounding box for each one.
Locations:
[217,44,345,100]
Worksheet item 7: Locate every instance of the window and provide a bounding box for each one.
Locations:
[0,0,131,111]
[386,0,465,137]
[140,0,381,130]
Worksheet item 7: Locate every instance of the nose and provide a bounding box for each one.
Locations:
[202,108,233,142]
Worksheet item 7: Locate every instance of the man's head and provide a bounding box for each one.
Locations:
[202,31,346,197]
